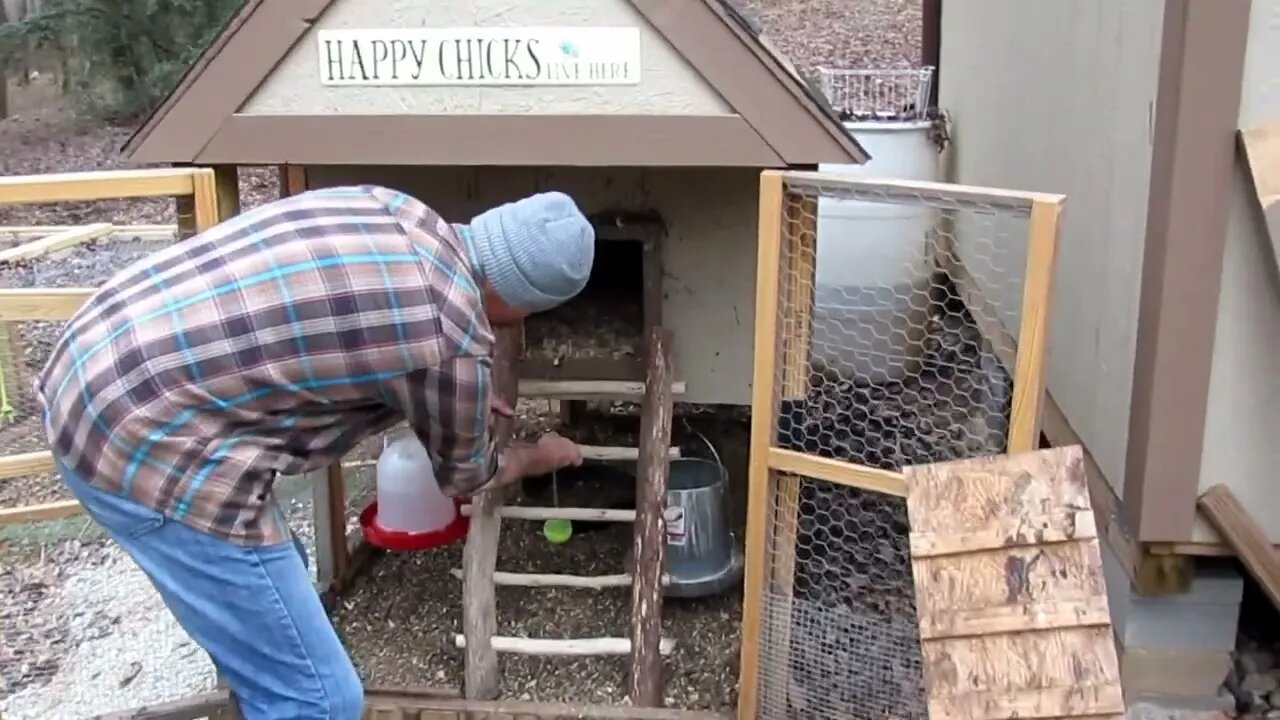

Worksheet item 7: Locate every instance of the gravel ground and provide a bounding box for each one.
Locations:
[0,536,218,720]
[0,466,361,720]
[734,0,923,75]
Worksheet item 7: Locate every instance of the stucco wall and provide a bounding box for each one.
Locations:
[305,166,760,406]
[1195,0,1280,542]
[939,0,1165,495]
[241,0,732,116]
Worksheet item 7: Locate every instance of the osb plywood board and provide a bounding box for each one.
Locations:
[903,446,1125,720]
[1239,122,1280,279]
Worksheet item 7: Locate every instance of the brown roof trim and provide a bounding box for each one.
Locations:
[196,114,785,167]
[123,0,336,163]
[123,0,867,166]
[629,0,867,164]
[1123,0,1252,543]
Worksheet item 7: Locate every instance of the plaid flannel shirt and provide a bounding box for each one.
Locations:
[36,185,501,545]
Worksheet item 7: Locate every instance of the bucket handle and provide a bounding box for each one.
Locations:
[681,418,725,475]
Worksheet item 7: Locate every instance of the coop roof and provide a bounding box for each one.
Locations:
[120,0,868,167]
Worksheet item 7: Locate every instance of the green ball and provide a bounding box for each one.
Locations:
[543,518,573,544]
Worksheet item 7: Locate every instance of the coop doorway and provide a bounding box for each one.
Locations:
[523,210,663,377]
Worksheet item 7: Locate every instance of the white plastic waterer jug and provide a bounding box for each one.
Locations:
[375,433,457,534]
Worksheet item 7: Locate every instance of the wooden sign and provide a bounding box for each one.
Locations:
[903,446,1124,720]
[316,27,642,86]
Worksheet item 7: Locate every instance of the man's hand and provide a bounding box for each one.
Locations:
[531,432,583,475]
[490,396,515,420]
[486,432,583,492]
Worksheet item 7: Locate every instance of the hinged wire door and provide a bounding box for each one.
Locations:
[737,171,1064,720]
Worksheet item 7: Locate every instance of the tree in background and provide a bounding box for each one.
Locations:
[0,0,8,120]
[0,0,240,122]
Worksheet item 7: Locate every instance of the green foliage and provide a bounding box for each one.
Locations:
[0,0,241,121]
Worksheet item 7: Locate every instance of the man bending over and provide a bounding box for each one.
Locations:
[36,185,594,719]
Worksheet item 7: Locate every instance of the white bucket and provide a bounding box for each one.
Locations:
[375,434,457,534]
[814,120,941,383]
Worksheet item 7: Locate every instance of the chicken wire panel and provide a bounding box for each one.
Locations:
[754,472,925,720]
[0,514,218,720]
[775,178,1029,473]
[0,319,58,461]
[0,229,184,465]
[746,175,1039,719]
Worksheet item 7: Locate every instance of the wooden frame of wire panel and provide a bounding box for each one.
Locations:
[735,170,1065,720]
[0,167,224,481]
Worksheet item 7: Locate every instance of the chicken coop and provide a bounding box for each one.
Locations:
[61,0,867,715]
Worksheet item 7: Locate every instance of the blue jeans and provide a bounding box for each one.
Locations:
[58,459,363,719]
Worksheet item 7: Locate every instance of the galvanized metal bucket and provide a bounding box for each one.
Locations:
[663,438,743,599]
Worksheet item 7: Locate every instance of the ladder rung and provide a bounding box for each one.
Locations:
[460,505,633,522]
[578,445,681,461]
[517,379,686,400]
[459,505,682,523]
[448,569,671,589]
[452,635,677,656]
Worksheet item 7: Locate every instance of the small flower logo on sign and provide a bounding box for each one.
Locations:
[558,39,580,59]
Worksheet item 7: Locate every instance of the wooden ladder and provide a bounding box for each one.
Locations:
[459,326,680,708]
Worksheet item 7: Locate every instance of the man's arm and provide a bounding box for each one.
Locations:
[379,355,501,497]
[379,356,583,496]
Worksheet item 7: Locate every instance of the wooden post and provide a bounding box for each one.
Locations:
[280,165,309,198]
[462,323,522,700]
[175,192,197,241]
[629,327,675,707]
[641,226,665,356]
[759,186,817,715]
[0,320,30,424]
[1007,198,1063,452]
[736,171,786,720]
[212,165,240,218]
[324,462,351,585]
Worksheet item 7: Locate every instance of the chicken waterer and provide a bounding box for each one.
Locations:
[359,433,470,552]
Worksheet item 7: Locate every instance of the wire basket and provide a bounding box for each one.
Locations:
[816,67,936,121]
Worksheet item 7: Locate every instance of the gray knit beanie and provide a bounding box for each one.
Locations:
[460,192,595,313]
